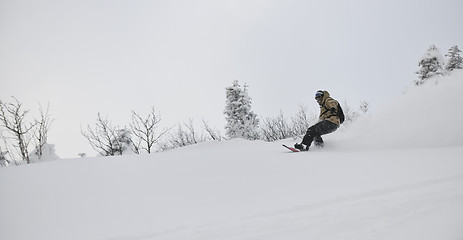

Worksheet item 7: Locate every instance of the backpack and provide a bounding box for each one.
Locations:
[322,99,345,124]
[337,103,345,124]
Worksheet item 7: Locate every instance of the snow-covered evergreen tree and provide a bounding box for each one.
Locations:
[115,129,136,155]
[224,80,259,140]
[415,45,445,85]
[29,143,60,163]
[445,45,463,72]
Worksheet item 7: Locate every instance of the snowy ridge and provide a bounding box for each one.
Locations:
[1,72,463,240]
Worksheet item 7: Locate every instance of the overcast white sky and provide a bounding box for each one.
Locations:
[1,0,463,158]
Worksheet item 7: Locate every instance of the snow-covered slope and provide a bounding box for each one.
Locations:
[1,140,462,240]
[1,72,463,240]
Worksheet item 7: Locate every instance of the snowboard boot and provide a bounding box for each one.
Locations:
[294,143,309,151]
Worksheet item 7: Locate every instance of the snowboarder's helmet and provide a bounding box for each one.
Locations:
[315,90,324,100]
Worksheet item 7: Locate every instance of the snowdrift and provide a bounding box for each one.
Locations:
[336,70,463,149]
[1,71,463,240]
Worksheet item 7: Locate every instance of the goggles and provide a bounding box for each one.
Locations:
[315,91,324,99]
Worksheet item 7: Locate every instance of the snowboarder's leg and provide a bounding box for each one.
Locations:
[301,126,318,147]
[313,136,324,148]
[297,120,338,150]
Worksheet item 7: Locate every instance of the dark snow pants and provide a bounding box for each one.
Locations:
[301,120,338,147]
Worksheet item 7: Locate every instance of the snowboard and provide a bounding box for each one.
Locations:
[282,144,301,152]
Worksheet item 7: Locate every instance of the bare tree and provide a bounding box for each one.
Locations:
[0,132,14,165]
[81,113,131,156]
[291,104,315,137]
[130,107,169,154]
[33,103,55,159]
[341,99,359,124]
[259,105,317,142]
[202,119,224,141]
[261,111,292,141]
[159,119,207,150]
[359,101,370,115]
[0,98,35,164]
[0,149,10,167]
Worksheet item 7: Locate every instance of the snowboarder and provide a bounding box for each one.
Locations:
[294,90,342,151]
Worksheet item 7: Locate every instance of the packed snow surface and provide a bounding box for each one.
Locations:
[1,71,463,240]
